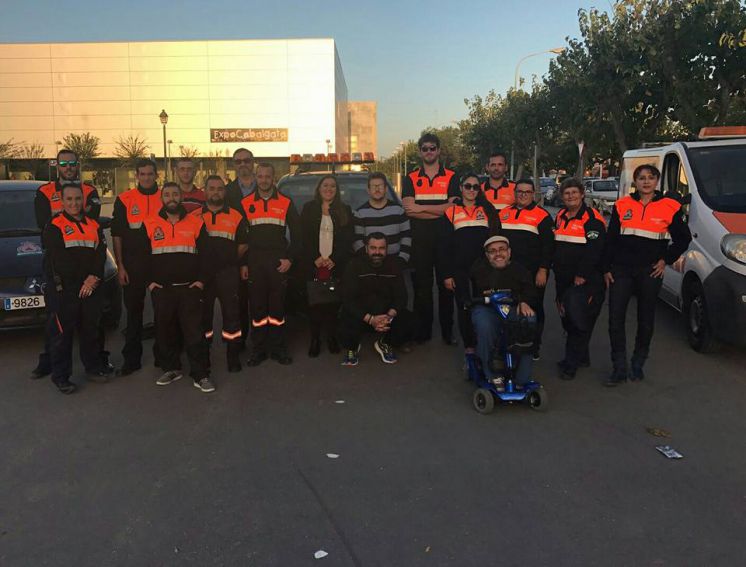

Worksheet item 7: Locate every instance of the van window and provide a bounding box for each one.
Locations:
[662,153,689,200]
[686,144,746,213]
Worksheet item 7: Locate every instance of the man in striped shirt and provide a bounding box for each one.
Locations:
[353,172,412,267]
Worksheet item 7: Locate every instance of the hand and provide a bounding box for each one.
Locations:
[277,259,292,273]
[314,256,325,268]
[573,275,586,286]
[83,275,100,290]
[535,268,548,288]
[118,266,129,286]
[189,281,204,290]
[324,258,335,270]
[78,283,94,299]
[604,272,615,288]
[650,259,666,278]
[370,314,390,331]
[444,278,456,291]
[518,302,535,318]
[403,202,424,214]
[240,266,249,281]
[148,282,163,292]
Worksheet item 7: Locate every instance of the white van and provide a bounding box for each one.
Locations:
[620,127,746,352]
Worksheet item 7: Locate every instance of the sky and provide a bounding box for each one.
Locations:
[0,0,609,157]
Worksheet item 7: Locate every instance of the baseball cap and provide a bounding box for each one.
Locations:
[483,235,510,248]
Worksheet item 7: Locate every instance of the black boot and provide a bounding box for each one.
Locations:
[227,341,242,372]
[327,336,340,354]
[308,336,321,358]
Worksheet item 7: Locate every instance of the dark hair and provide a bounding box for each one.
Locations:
[417,132,440,149]
[365,232,387,245]
[560,177,584,193]
[256,162,275,176]
[460,171,482,185]
[514,177,535,190]
[367,172,387,187]
[60,183,83,197]
[204,175,224,187]
[233,148,254,160]
[633,164,661,180]
[173,157,194,167]
[162,181,179,190]
[313,175,349,226]
[135,158,157,174]
[487,151,508,163]
[57,148,78,161]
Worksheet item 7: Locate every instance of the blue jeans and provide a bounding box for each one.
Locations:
[471,305,535,384]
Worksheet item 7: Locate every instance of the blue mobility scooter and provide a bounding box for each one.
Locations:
[465,290,549,414]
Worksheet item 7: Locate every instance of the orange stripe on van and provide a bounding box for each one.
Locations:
[713,211,746,233]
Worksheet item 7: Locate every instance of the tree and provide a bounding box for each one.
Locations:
[61,132,100,168]
[19,143,45,159]
[0,138,18,159]
[179,145,200,159]
[114,134,150,167]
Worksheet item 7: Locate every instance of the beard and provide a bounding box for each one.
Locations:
[422,154,438,166]
[164,201,181,213]
[369,253,385,266]
[208,196,224,206]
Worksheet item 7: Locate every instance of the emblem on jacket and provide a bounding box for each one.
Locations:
[587,231,600,240]
[131,204,140,215]
[153,226,165,241]
[249,204,256,213]
[51,192,60,202]
[64,225,74,235]
[623,209,633,220]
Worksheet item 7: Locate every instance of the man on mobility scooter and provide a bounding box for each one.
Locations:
[465,235,548,413]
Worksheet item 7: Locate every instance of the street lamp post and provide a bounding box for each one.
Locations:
[167,139,173,178]
[159,109,168,181]
[511,47,565,180]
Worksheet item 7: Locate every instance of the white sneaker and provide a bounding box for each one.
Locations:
[156,370,183,386]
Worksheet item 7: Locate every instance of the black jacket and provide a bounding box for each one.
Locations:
[240,188,301,262]
[468,257,538,307]
[552,203,607,293]
[342,255,407,320]
[299,200,354,280]
[437,203,500,280]
[225,177,255,212]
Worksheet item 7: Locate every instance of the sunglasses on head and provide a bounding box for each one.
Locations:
[462,183,481,190]
[58,160,78,167]
[420,145,438,152]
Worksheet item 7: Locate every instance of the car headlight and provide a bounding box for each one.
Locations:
[721,234,746,265]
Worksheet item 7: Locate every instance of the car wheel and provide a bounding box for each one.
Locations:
[683,280,719,353]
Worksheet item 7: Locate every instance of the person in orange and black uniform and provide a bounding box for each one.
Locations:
[143,182,213,392]
[111,159,162,376]
[402,132,460,345]
[42,184,112,394]
[481,151,515,211]
[498,178,554,360]
[552,178,607,381]
[240,162,301,366]
[299,175,353,357]
[197,175,249,373]
[32,148,102,380]
[603,164,691,386]
[173,157,206,214]
[437,172,500,355]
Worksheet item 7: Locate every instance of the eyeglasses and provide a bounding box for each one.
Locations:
[233,158,253,164]
[462,183,481,190]
[420,145,438,152]
[58,160,78,167]
[515,190,534,196]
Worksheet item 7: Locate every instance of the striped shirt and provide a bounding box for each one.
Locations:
[353,200,412,263]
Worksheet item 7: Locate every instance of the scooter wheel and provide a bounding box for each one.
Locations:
[473,388,495,414]
[527,388,549,412]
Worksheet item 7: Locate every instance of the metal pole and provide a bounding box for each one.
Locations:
[162,124,168,182]
[510,142,515,181]
[533,141,539,202]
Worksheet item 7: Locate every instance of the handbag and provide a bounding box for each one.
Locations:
[306,277,340,306]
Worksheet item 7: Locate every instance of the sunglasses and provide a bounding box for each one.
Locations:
[58,160,78,167]
[233,158,253,164]
[462,183,481,190]
[420,145,438,152]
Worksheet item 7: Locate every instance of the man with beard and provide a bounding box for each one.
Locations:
[32,148,104,379]
[111,159,162,375]
[480,151,515,211]
[143,183,212,392]
[401,133,460,345]
[338,233,414,366]
[197,175,249,372]
[225,148,256,348]
[173,157,205,213]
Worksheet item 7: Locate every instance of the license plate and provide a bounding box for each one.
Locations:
[3,295,45,310]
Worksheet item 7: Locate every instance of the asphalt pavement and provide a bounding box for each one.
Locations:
[2,274,745,566]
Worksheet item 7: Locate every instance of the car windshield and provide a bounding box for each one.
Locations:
[0,190,38,232]
[278,175,396,211]
[540,178,555,186]
[593,180,618,192]
[687,144,746,213]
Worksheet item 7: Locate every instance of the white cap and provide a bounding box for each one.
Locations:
[483,235,510,248]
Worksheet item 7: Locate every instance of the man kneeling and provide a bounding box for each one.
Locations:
[339,233,414,366]
[469,236,537,390]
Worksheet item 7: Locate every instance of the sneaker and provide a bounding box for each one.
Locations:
[270,350,293,365]
[193,376,216,393]
[532,350,541,362]
[341,349,359,366]
[156,370,183,386]
[54,379,77,395]
[31,364,50,380]
[117,363,142,377]
[374,339,397,364]
[247,351,268,367]
[630,365,645,381]
[604,371,627,387]
[491,376,506,392]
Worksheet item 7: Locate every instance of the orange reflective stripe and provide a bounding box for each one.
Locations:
[200,208,243,240]
[408,168,455,201]
[447,205,490,230]
[482,181,515,209]
[222,330,242,340]
[502,223,539,234]
[555,234,587,244]
[615,195,679,240]
[144,214,203,255]
[267,317,285,326]
[241,192,291,226]
[205,330,214,339]
[252,317,269,327]
[51,215,100,249]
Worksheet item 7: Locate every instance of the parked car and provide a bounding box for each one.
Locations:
[583,178,619,214]
[0,180,121,330]
[540,177,559,206]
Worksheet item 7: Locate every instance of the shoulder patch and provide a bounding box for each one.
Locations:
[64,225,74,235]
[622,209,633,220]
[586,230,600,240]
[153,226,165,241]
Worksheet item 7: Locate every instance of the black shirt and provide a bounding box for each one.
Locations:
[468,257,538,307]
[342,255,408,320]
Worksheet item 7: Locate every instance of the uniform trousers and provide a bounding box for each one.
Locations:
[411,220,453,341]
[202,265,242,364]
[248,253,288,355]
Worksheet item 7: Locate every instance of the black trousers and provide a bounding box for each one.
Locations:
[410,220,453,341]
[248,255,288,355]
[152,285,208,379]
[48,287,103,383]
[608,265,663,372]
[238,278,250,346]
[122,263,149,368]
[533,276,547,352]
[203,266,242,364]
[338,308,415,350]
[309,302,340,340]
[557,280,604,372]
[453,272,476,349]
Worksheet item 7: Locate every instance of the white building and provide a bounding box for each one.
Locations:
[0,38,349,159]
